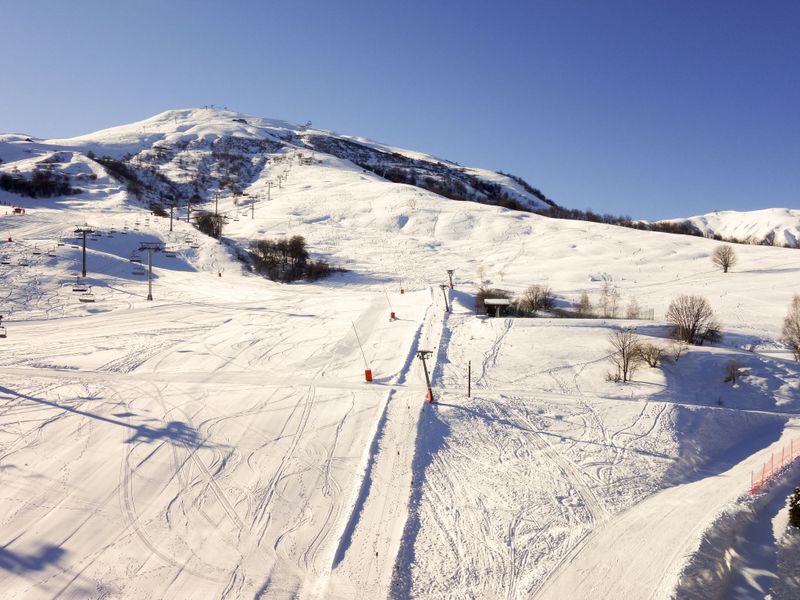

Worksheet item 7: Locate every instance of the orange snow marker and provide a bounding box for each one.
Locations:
[384,287,396,321]
[352,322,373,383]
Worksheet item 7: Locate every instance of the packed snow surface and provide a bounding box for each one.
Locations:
[1,109,799,599]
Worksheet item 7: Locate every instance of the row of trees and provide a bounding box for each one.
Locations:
[475,280,651,320]
[608,294,720,382]
[609,293,800,383]
[193,211,225,238]
[249,235,335,282]
[0,169,79,198]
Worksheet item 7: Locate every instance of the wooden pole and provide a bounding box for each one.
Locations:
[352,322,369,370]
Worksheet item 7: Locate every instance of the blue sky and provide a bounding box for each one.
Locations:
[1,0,797,220]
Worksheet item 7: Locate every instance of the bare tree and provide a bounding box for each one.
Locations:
[576,292,592,317]
[626,296,641,319]
[671,339,689,362]
[520,284,555,315]
[711,244,737,273]
[666,295,722,345]
[639,343,664,368]
[608,328,642,383]
[783,294,800,361]
[599,279,620,318]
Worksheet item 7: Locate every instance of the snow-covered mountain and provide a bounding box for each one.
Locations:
[1,107,555,214]
[657,207,800,248]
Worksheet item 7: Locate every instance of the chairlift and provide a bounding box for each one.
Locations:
[132,265,145,275]
[18,258,29,266]
[0,256,9,265]
[47,248,57,257]
[72,276,88,292]
[165,251,177,258]
[57,239,65,246]
[32,247,41,255]
[79,287,95,303]
[130,253,143,264]
[0,326,6,338]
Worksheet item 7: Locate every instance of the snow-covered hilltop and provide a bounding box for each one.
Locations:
[1,107,555,214]
[657,207,800,248]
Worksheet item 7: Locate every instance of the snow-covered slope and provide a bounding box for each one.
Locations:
[1,107,553,213]
[0,109,799,600]
[658,207,800,247]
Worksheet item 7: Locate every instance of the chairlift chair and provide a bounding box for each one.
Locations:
[0,256,9,265]
[72,276,88,292]
[0,325,6,338]
[130,253,143,264]
[47,248,57,257]
[32,247,41,255]
[18,258,29,266]
[79,287,95,303]
[132,266,145,275]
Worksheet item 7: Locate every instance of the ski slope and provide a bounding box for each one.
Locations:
[1,109,799,599]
